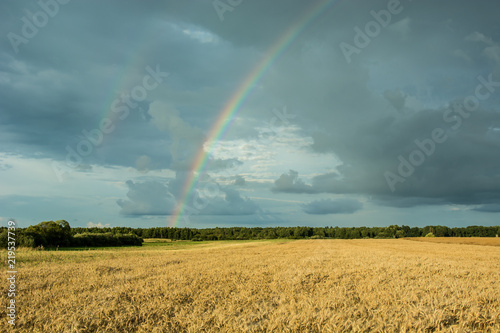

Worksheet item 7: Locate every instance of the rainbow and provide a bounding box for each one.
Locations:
[168,0,339,226]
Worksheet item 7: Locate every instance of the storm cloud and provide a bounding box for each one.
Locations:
[2,0,500,227]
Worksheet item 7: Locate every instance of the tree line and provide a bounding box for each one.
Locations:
[74,224,499,241]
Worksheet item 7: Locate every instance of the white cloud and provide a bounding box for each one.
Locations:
[465,31,494,45]
[87,221,111,228]
[182,29,217,44]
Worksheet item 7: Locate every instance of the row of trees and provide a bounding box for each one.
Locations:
[0,220,143,248]
[72,225,500,241]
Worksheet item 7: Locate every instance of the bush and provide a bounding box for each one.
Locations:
[309,235,324,239]
[72,233,142,247]
[425,232,435,237]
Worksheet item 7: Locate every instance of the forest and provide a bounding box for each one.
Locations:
[79,224,499,240]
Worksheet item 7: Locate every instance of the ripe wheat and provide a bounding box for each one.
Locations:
[1,239,499,332]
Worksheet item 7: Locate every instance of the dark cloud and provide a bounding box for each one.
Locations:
[238,1,500,212]
[472,204,500,213]
[303,198,363,215]
[307,107,500,207]
[0,0,258,172]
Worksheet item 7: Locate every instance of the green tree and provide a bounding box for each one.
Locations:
[25,220,72,247]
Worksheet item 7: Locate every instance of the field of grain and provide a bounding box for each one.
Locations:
[405,237,500,247]
[1,239,500,332]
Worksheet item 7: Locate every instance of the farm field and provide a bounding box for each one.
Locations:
[1,239,500,332]
[404,237,500,247]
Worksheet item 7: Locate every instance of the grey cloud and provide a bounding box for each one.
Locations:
[285,15,500,209]
[272,170,317,194]
[0,0,258,172]
[117,174,260,217]
[306,105,500,207]
[303,198,363,215]
[370,196,446,208]
[472,204,500,213]
[384,89,406,112]
[199,188,259,216]
[4,0,500,227]
[117,180,176,216]
[149,102,204,143]
[148,102,243,172]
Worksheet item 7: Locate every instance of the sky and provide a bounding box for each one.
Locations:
[1,0,500,229]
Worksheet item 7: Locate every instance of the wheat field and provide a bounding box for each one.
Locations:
[405,237,500,247]
[1,239,499,332]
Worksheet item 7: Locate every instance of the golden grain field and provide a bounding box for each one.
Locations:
[405,237,500,247]
[1,239,500,332]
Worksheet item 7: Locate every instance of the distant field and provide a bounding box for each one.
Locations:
[1,239,499,332]
[143,238,173,243]
[405,237,500,246]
